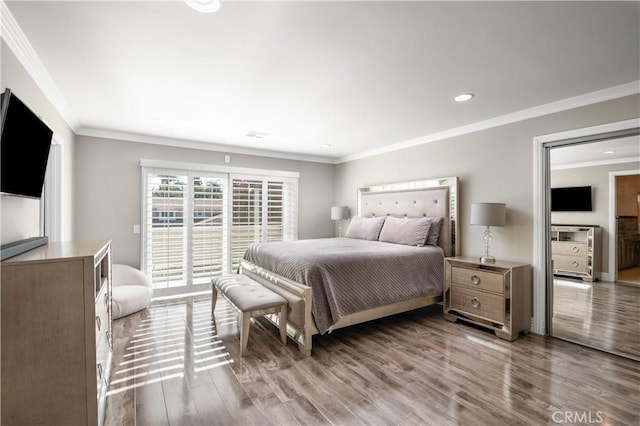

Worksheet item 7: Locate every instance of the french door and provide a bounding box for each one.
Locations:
[142,165,298,297]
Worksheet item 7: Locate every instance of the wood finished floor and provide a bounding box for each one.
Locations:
[553,277,640,361]
[105,294,640,426]
[618,267,640,286]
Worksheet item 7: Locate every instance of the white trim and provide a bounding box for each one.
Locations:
[609,169,640,283]
[532,129,547,335]
[535,118,640,144]
[42,137,62,241]
[533,118,640,336]
[4,0,637,165]
[79,127,335,164]
[340,82,640,164]
[0,1,80,130]
[140,158,300,179]
[83,80,639,165]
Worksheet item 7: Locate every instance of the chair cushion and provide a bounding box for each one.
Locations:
[112,264,153,288]
[112,285,153,319]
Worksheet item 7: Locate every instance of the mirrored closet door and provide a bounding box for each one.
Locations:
[548,135,640,361]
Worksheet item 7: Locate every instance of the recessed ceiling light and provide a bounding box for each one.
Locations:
[153,117,167,124]
[321,144,332,149]
[603,150,616,154]
[454,93,475,102]
[184,0,220,13]
[246,131,268,139]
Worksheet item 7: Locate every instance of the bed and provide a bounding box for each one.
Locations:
[239,176,459,356]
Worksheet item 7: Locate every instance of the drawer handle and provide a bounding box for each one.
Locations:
[471,297,481,308]
[572,246,579,253]
[571,261,579,267]
[96,316,101,331]
[97,363,103,380]
[470,275,481,285]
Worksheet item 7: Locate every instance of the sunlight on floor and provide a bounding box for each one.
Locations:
[106,297,235,396]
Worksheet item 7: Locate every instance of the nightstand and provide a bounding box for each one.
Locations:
[443,256,532,341]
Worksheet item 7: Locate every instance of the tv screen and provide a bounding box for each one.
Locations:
[551,186,592,212]
[1,89,53,199]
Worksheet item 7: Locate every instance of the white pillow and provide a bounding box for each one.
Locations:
[378,216,432,246]
[345,216,386,240]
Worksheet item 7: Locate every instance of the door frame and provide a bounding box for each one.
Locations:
[610,169,640,281]
[532,118,640,335]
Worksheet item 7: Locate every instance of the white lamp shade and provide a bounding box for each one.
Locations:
[331,206,350,220]
[470,203,506,226]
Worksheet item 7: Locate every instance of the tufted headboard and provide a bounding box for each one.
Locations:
[357,177,458,257]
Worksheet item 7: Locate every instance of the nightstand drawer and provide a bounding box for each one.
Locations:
[451,266,504,294]
[552,241,588,257]
[553,255,588,273]
[450,285,504,324]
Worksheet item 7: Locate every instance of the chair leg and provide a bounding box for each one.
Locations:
[240,312,251,357]
[279,305,287,346]
[211,287,218,313]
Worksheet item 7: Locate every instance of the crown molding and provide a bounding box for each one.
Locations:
[337,81,640,164]
[0,1,80,130]
[77,127,336,164]
[2,0,637,165]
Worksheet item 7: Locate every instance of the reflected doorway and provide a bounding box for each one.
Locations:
[545,129,640,361]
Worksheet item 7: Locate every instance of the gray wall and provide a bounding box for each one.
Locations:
[2,33,638,274]
[334,95,640,265]
[74,135,335,266]
[1,41,76,245]
[551,162,640,275]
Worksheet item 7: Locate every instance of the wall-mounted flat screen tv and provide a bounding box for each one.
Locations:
[551,186,593,212]
[1,88,53,199]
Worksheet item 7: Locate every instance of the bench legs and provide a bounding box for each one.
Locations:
[213,287,288,357]
[240,312,252,357]
[239,307,288,357]
[279,305,287,346]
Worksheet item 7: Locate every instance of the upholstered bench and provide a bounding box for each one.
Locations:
[211,274,288,356]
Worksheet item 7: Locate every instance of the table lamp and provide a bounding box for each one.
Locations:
[470,202,506,263]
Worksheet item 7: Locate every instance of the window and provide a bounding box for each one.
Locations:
[141,161,298,297]
[230,175,298,272]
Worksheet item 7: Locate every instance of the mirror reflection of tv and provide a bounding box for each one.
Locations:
[551,186,592,212]
[1,88,53,199]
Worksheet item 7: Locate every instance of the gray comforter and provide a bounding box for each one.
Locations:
[243,237,444,334]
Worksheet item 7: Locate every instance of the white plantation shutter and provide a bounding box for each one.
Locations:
[230,175,298,272]
[191,176,226,285]
[267,179,297,242]
[141,161,298,296]
[230,177,263,272]
[144,173,189,289]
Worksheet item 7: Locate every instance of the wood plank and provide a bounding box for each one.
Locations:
[105,294,640,426]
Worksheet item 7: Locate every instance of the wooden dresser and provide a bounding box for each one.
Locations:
[1,240,112,426]
[551,225,601,282]
[444,256,532,341]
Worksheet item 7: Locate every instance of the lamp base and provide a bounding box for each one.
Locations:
[480,255,496,264]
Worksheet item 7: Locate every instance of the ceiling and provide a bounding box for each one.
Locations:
[550,135,640,169]
[4,1,640,163]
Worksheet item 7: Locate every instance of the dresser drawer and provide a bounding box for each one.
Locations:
[95,331,110,400]
[95,288,109,342]
[552,241,588,257]
[553,255,588,273]
[451,266,504,294]
[450,285,504,324]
